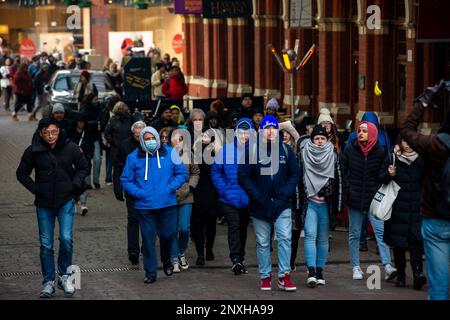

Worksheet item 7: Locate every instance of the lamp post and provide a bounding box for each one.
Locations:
[269,41,317,122]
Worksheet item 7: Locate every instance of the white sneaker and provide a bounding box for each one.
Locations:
[179,254,189,270]
[58,275,75,296]
[352,266,364,280]
[81,205,88,216]
[172,259,181,273]
[384,264,397,281]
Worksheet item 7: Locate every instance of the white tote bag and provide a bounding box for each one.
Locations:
[369,155,401,221]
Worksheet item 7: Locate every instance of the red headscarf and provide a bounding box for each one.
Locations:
[357,121,378,156]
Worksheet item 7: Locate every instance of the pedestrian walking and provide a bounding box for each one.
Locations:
[191,127,224,265]
[211,118,254,275]
[342,121,397,281]
[113,121,146,265]
[379,137,426,289]
[299,125,342,287]
[16,118,89,298]
[169,128,200,272]
[161,66,187,100]
[0,57,13,111]
[120,126,188,283]
[30,63,51,121]
[12,63,33,121]
[400,80,450,300]
[238,116,301,291]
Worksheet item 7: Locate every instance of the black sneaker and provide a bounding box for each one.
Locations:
[307,267,317,288]
[396,274,406,287]
[129,254,139,265]
[413,273,427,290]
[163,263,173,276]
[196,255,205,266]
[241,262,249,274]
[316,267,325,285]
[206,249,215,261]
[232,261,243,275]
[94,183,101,189]
[144,276,156,284]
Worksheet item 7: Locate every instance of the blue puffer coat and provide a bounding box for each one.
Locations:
[120,126,188,211]
[211,118,254,209]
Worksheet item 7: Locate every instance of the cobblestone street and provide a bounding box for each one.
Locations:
[0,110,427,300]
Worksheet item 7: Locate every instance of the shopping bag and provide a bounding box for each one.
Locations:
[369,154,401,221]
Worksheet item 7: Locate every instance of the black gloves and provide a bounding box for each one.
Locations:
[415,79,447,109]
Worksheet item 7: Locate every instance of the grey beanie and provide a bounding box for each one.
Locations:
[52,103,65,114]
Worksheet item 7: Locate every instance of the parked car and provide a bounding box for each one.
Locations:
[46,70,118,111]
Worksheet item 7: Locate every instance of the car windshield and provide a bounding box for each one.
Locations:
[54,73,114,92]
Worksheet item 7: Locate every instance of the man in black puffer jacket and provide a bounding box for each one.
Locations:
[16,118,89,299]
[342,121,397,282]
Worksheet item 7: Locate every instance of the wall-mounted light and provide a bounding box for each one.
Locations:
[34,21,41,27]
[51,21,57,27]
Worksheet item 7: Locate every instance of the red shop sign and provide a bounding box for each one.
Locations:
[19,38,36,60]
[172,34,183,54]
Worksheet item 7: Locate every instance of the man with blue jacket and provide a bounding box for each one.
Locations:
[238,116,301,291]
[212,118,254,275]
[121,126,188,283]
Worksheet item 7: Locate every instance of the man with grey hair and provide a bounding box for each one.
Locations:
[113,120,146,265]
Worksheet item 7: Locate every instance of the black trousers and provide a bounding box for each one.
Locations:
[221,203,249,263]
[393,233,424,276]
[125,196,141,256]
[14,93,33,113]
[191,214,216,257]
[290,229,302,267]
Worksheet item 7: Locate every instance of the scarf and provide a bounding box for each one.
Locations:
[302,139,335,197]
[357,121,378,157]
[393,144,418,165]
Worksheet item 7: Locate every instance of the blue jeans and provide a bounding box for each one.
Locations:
[252,209,292,279]
[92,140,102,185]
[171,204,192,258]
[138,206,177,278]
[422,217,450,300]
[105,148,113,183]
[348,208,392,267]
[36,200,75,284]
[304,200,329,269]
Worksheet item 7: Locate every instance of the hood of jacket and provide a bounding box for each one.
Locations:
[361,112,380,129]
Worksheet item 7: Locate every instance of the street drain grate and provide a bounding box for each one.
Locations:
[0,266,141,278]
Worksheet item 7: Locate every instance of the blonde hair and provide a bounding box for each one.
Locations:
[112,101,129,114]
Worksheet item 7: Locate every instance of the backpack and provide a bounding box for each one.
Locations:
[435,133,450,218]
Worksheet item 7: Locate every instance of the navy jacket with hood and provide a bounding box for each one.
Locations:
[120,126,188,211]
[211,118,254,209]
[346,112,391,151]
[238,134,301,221]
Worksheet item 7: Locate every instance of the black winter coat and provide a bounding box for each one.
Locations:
[342,140,386,212]
[16,133,89,209]
[113,136,140,200]
[379,153,424,248]
[104,113,134,150]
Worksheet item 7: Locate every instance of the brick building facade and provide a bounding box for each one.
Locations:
[180,0,450,129]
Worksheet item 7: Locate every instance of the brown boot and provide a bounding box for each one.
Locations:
[12,113,18,121]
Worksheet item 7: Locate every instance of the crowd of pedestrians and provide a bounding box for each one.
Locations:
[6,45,449,300]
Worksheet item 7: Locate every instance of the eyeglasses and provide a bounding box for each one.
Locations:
[42,130,59,137]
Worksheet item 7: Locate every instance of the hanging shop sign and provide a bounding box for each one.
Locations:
[174,0,202,14]
[202,0,252,19]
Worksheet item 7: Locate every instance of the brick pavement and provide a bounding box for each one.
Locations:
[0,110,428,300]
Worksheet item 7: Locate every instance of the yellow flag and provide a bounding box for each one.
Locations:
[374,81,382,96]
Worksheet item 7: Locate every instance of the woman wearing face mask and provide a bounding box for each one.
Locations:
[120,126,188,283]
[379,137,426,289]
[190,127,223,265]
[342,122,397,281]
[299,125,342,287]
[167,129,200,272]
